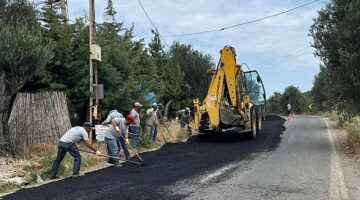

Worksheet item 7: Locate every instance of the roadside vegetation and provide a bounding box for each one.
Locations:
[266,0,360,157]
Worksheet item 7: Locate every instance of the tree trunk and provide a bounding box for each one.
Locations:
[2,93,15,157]
[164,100,172,120]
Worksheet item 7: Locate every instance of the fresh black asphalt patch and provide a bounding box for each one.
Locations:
[3,116,286,200]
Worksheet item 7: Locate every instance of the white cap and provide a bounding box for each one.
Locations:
[152,103,158,107]
[185,107,190,112]
[134,102,143,107]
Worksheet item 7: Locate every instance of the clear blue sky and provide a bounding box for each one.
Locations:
[67,0,326,97]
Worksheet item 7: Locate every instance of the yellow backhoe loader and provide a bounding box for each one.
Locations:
[193,45,266,139]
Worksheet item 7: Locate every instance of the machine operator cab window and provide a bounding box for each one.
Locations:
[244,71,266,106]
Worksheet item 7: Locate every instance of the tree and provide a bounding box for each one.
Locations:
[267,92,282,114]
[157,60,191,113]
[148,29,166,73]
[96,0,157,115]
[310,0,360,114]
[0,0,54,154]
[280,86,306,114]
[168,42,213,99]
[311,66,331,112]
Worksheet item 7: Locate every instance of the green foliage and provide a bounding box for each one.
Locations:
[267,92,282,114]
[310,0,360,114]
[280,86,306,114]
[267,86,307,115]
[167,42,213,100]
[0,0,54,154]
[1,0,215,126]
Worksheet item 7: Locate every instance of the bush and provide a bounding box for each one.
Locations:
[346,117,360,154]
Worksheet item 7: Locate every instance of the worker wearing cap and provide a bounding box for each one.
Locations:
[146,103,158,141]
[104,115,134,166]
[129,102,142,148]
[50,122,100,179]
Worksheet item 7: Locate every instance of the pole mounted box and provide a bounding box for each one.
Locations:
[90,44,101,62]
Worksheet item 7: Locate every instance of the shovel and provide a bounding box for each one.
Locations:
[79,149,144,166]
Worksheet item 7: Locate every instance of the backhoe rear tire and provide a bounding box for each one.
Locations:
[250,111,257,139]
[257,113,262,134]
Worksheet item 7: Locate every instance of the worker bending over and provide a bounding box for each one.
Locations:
[50,122,100,179]
[104,115,135,166]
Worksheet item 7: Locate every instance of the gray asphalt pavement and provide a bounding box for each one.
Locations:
[171,116,360,200]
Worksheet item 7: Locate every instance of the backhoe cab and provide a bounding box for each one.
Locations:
[193,45,266,139]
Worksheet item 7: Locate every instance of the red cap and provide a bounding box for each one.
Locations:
[126,115,136,123]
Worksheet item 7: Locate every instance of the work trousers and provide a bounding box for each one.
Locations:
[51,141,81,177]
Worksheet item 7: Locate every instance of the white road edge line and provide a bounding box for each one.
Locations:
[200,164,237,184]
[324,119,349,200]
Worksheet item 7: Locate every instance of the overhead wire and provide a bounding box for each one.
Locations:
[259,50,313,71]
[157,0,321,38]
[136,0,170,48]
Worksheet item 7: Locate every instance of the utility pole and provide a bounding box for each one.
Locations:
[89,0,94,142]
[89,0,101,143]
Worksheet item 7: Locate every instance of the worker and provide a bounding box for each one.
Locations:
[104,115,135,166]
[129,102,142,148]
[50,122,100,179]
[102,108,123,125]
[176,107,192,135]
[146,103,158,142]
[156,103,164,121]
[287,103,292,120]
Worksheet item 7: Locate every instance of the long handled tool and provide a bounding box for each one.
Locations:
[120,133,144,162]
[159,114,173,140]
[79,149,144,166]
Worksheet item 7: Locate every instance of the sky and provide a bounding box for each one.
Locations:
[66,0,327,97]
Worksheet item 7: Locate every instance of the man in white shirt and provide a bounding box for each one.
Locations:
[287,103,292,120]
[50,122,100,179]
[146,103,158,141]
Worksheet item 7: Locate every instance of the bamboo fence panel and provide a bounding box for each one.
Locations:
[7,92,71,151]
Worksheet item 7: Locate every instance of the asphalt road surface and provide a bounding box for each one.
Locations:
[3,115,360,200]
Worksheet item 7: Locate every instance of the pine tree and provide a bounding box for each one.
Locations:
[97,0,157,114]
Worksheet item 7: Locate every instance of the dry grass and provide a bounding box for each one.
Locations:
[157,120,190,143]
[345,116,360,157]
[327,111,339,122]
[327,112,360,158]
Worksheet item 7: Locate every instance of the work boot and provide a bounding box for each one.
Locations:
[50,175,58,180]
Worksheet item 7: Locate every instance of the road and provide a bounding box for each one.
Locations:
[3,116,360,200]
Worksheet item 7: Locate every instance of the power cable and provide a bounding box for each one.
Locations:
[259,50,312,71]
[158,0,320,38]
[137,0,170,48]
